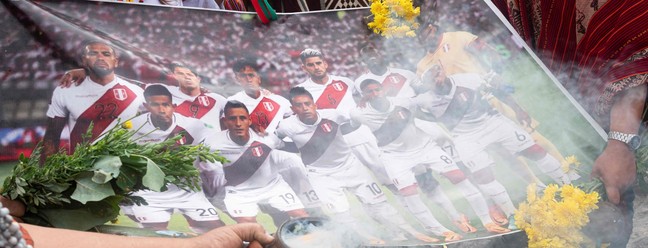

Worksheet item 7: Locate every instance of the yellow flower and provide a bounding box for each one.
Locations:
[562,155,581,172]
[515,184,599,248]
[368,0,420,38]
[121,120,133,129]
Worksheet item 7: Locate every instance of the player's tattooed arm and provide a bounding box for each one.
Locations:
[40,117,67,166]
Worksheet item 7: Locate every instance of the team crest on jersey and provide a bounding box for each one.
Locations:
[332,82,345,91]
[251,146,264,157]
[197,96,211,106]
[176,135,187,145]
[113,88,128,101]
[321,122,333,133]
[262,102,275,111]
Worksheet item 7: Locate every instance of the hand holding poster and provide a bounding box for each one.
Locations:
[0,0,630,247]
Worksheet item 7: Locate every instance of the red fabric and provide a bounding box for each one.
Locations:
[251,0,270,24]
[492,0,648,121]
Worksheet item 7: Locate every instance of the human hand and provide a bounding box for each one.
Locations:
[0,195,25,222]
[591,141,637,205]
[59,69,86,87]
[251,124,268,137]
[193,223,275,248]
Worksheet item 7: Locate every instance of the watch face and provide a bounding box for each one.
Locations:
[630,136,641,150]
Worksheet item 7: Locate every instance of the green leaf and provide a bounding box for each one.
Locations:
[70,177,115,204]
[42,182,70,193]
[92,155,123,177]
[142,158,165,191]
[116,165,138,192]
[36,197,122,230]
[120,155,149,171]
[92,170,113,184]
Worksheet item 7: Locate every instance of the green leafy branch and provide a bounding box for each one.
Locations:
[1,121,226,230]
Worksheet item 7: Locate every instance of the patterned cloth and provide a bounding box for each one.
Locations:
[491,0,648,128]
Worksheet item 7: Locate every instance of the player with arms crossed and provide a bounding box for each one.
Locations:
[202,101,309,224]
[276,87,439,244]
[43,40,144,163]
[351,79,513,241]
[415,66,573,227]
[125,85,224,233]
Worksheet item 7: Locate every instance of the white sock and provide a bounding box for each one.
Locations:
[386,184,409,211]
[403,194,449,235]
[426,186,461,221]
[454,180,492,225]
[477,181,517,216]
[535,154,571,185]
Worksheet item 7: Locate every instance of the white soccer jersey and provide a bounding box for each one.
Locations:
[275,109,354,169]
[127,112,220,222]
[130,113,212,146]
[353,68,417,98]
[203,130,298,191]
[47,76,144,151]
[350,97,433,156]
[413,73,493,133]
[168,86,226,130]
[297,75,356,118]
[227,91,292,135]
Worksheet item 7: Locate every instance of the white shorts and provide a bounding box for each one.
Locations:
[453,114,534,172]
[344,125,391,185]
[278,162,323,209]
[306,157,386,213]
[382,140,459,190]
[127,187,220,224]
[223,178,305,218]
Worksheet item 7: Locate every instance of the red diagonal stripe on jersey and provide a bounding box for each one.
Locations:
[175,94,217,119]
[382,73,406,97]
[70,84,137,151]
[299,118,339,165]
[166,125,194,145]
[250,97,280,130]
[223,141,272,186]
[315,80,349,109]
[373,106,411,147]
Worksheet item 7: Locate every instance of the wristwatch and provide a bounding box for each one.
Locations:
[608,131,641,150]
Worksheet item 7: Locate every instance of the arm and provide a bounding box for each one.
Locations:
[40,117,67,166]
[195,160,225,198]
[59,68,86,88]
[23,222,274,248]
[592,84,647,205]
[492,88,532,127]
[1,195,274,248]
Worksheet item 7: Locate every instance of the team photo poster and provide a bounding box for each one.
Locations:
[0,0,606,246]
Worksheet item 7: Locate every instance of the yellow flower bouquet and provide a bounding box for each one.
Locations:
[515,184,599,248]
[367,0,421,38]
